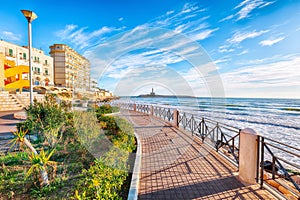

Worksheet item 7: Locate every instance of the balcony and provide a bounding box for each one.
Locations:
[5,53,15,58]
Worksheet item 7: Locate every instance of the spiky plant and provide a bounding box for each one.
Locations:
[8,129,37,154]
[26,149,56,186]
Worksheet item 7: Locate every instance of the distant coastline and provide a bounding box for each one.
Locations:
[137,88,196,98]
[137,94,196,98]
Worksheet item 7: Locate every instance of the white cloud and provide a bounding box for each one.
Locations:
[118,17,123,21]
[259,36,285,46]
[181,3,199,14]
[166,11,174,15]
[214,58,231,64]
[227,30,269,44]
[221,0,275,22]
[235,0,274,20]
[190,28,219,41]
[237,49,249,55]
[1,31,21,41]
[56,24,77,39]
[56,25,123,50]
[78,2,218,95]
[219,15,234,22]
[218,45,235,53]
[235,53,299,66]
[222,56,300,94]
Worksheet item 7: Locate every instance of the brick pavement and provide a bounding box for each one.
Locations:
[120,109,277,200]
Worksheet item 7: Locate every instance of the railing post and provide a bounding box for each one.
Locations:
[256,135,260,183]
[238,128,259,184]
[260,137,264,189]
[133,103,136,111]
[150,105,153,115]
[201,118,205,142]
[173,109,179,128]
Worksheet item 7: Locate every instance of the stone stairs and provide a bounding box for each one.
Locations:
[0,92,23,111]
[15,92,45,108]
[0,91,45,111]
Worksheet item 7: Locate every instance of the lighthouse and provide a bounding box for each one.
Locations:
[150,88,155,96]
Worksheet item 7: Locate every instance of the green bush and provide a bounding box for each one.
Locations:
[0,152,29,166]
[95,104,119,117]
[74,110,136,199]
[74,150,128,200]
[17,94,73,147]
[2,100,136,199]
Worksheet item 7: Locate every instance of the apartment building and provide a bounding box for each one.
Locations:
[0,40,54,90]
[49,44,90,91]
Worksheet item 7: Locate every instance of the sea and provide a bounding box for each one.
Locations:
[119,97,300,166]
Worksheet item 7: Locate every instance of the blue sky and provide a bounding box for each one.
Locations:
[1,0,300,98]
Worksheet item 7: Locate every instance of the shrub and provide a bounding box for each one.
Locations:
[95,104,119,117]
[74,149,128,200]
[17,94,73,147]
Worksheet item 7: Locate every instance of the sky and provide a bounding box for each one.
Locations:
[1,0,300,98]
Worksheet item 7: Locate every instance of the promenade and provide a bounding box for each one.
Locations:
[120,109,276,200]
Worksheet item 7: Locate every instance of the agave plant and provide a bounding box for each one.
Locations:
[8,129,37,154]
[8,129,56,187]
[26,149,56,186]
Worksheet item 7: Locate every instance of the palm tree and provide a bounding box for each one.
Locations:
[8,129,55,186]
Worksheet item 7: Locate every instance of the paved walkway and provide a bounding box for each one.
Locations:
[0,111,22,137]
[0,111,24,153]
[120,110,276,200]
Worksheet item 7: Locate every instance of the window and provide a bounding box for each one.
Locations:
[37,68,40,73]
[23,53,26,60]
[45,69,48,75]
[45,60,48,65]
[9,49,13,56]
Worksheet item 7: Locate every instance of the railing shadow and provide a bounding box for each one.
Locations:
[138,176,266,200]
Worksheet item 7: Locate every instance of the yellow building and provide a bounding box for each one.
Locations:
[0,40,54,91]
[49,44,90,91]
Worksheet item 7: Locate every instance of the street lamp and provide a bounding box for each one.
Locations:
[21,10,38,105]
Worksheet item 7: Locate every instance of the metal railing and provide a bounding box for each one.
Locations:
[117,102,300,197]
[153,106,173,122]
[178,112,240,165]
[118,102,240,165]
[136,104,150,114]
[258,136,300,196]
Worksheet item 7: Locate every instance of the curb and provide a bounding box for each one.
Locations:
[13,111,27,120]
[127,132,142,200]
[103,111,121,116]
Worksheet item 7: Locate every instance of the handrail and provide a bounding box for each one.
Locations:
[118,102,241,165]
[117,102,300,197]
[260,136,300,196]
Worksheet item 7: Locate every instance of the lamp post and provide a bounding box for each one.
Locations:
[21,10,37,105]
